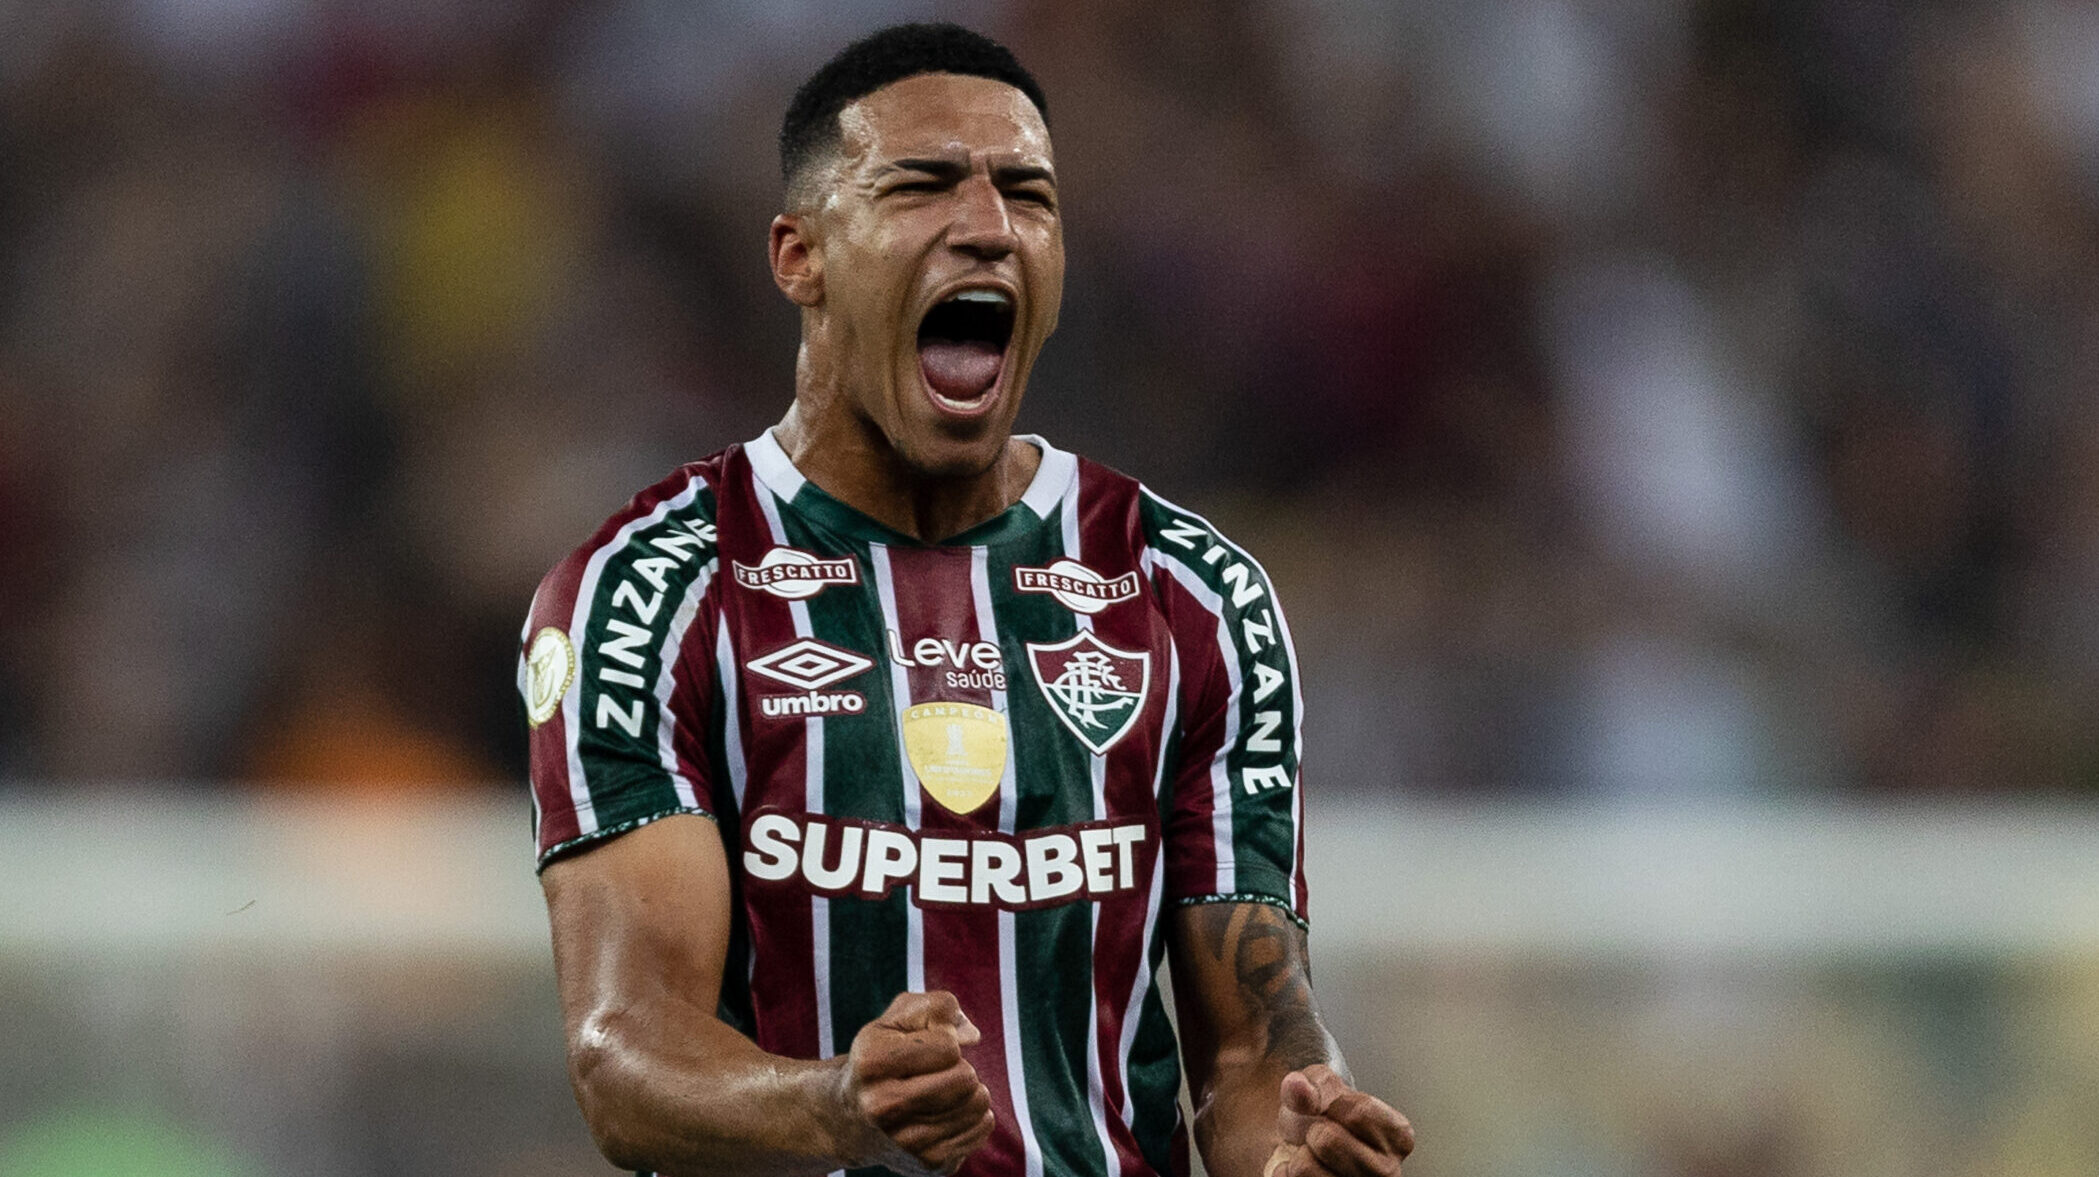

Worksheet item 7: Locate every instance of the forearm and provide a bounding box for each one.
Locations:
[1190,1017,1347,1177]
[570,1001,871,1176]
[1174,901,1346,1177]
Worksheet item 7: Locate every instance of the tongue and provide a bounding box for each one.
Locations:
[919,340,1003,402]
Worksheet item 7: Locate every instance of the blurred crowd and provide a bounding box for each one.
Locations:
[3,0,2098,795]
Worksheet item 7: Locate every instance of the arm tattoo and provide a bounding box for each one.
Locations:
[1191,902,1335,1073]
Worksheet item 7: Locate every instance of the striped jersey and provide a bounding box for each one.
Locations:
[520,430,1306,1177]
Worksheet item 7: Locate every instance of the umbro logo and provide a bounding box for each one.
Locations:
[734,547,860,599]
[746,638,874,691]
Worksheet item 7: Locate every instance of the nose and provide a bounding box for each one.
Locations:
[947,173,1016,261]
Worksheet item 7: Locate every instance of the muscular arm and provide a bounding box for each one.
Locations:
[546,814,993,1176]
[1168,901,1343,1177]
[542,814,870,1175]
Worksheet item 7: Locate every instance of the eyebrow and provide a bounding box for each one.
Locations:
[883,157,1057,187]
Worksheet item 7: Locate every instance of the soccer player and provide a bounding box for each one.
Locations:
[520,22,1414,1177]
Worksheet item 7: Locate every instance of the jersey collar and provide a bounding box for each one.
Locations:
[744,428,1076,548]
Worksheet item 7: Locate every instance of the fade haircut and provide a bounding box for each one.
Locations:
[779,22,1049,204]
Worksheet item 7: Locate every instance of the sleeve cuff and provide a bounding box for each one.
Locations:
[1171,892,1309,931]
[535,806,716,874]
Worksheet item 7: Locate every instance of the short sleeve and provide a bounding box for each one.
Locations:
[521,469,723,871]
[1139,490,1308,926]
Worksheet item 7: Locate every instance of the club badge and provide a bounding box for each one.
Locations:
[1026,630,1150,755]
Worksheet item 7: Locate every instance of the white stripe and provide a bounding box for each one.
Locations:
[1119,645,1178,1126]
[562,473,706,836]
[713,621,749,813]
[868,543,926,995]
[1058,494,1120,1176]
[715,620,756,996]
[968,547,1014,788]
[972,547,1044,1177]
[1275,591,1307,902]
[754,477,833,1060]
[651,563,716,810]
[1142,548,1240,894]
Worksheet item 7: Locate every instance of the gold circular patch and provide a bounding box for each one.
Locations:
[524,627,576,728]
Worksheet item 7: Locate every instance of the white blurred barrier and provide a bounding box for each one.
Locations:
[5,791,2099,961]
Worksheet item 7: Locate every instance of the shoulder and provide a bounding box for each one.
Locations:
[524,450,737,640]
[1129,481,1285,618]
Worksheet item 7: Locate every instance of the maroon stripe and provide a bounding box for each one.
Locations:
[1151,569,1229,901]
[666,599,721,804]
[1063,462,1162,1171]
[885,544,1025,1175]
[715,446,823,1059]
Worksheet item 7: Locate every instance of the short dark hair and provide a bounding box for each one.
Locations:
[779,22,1049,196]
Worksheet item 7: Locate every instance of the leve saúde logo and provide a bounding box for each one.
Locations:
[1026,630,1149,755]
[1013,559,1140,615]
[733,547,860,600]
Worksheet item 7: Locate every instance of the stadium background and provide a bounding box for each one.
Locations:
[3,0,2098,1173]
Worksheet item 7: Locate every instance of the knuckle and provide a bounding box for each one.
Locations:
[860,1086,902,1126]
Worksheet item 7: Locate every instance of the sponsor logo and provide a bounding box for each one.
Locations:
[733,547,860,600]
[758,690,867,718]
[1014,560,1141,615]
[1153,513,1294,796]
[743,810,1148,910]
[746,638,874,691]
[524,627,576,728]
[590,514,716,738]
[1027,630,1150,755]
[900,701,1009,814]
[886,630,1006,690]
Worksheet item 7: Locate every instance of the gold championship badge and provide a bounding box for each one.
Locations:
[900,701,1009,815]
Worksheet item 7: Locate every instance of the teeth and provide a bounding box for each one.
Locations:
[931,390,989,411]
[949,289,1011,308]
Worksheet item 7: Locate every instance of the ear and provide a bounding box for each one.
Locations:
[769,213,823,307]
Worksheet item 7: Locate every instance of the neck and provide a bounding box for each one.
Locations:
[772,399,1039,545]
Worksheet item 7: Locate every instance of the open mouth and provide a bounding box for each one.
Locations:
[917,288,1014,415]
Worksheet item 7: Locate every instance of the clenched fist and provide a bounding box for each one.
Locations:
[1264,1064,1414,1177]
[837,990,996,1176]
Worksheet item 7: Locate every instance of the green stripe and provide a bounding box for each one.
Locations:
[706,641,757,1037]
[575,484,720,832]
[993,528,1112,1177]
[1125,976,1182,1171]
[1138,491,1301,904]
[1131,705,1187,1168]
[775,513,910,1059]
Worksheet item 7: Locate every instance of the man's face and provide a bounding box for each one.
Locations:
[797,72,1063,479]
